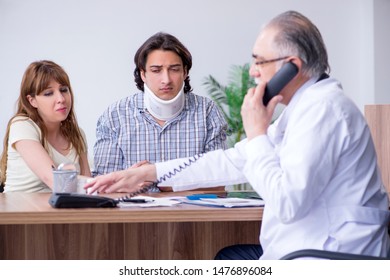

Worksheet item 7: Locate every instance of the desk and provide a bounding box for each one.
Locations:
[0,192,262,260]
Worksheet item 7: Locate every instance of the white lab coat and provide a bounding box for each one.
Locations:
[156,77,390,259]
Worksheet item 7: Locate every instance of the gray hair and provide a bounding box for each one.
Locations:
[266,11,330,77]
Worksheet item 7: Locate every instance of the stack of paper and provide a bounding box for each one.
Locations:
[118,196,181,208]
[180,197,265,208]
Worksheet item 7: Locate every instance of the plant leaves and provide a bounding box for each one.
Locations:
[203,63,255,146]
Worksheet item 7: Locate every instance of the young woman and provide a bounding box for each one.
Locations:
[0,60,91,192]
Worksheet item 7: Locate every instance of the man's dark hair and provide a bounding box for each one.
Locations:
[134,32,193,93]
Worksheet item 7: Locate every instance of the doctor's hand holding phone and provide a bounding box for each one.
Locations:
[241,61,298,140]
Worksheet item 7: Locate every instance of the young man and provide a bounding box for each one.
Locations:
[93,32,228,183]
[86,12,390,259]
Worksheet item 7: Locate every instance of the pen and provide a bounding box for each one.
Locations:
[186,194,218,200]
[121,198,150,203]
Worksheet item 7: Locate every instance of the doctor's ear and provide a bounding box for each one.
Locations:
[27,95,38,108]
[287,57,302,73]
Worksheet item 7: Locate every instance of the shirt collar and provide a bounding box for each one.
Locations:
[272,76,319,132]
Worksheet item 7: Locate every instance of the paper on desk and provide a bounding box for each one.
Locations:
[117,195,181,208]
[180,197,265,208]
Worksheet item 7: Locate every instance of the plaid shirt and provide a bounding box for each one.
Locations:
[92,91,228,176]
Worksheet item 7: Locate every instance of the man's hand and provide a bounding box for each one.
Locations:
[84,163,157,194]
[241,80,282,140]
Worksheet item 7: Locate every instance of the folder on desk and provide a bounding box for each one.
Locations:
[181,197,264,208]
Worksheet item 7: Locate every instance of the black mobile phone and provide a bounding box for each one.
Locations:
[49,193,118,208]
[263,61,298,106]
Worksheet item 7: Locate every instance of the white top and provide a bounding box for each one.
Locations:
[156,77,390,259]
[4,116,82,193]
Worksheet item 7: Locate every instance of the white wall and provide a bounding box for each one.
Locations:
[374,0,390,104]
[1,0,389,163]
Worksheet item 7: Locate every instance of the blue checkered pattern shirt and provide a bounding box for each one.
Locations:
[92,91,228,176]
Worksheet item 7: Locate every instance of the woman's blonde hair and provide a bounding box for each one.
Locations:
[0,60,87,184]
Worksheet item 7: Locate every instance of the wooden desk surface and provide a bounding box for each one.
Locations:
[0,192,263,225]
[0,192,263,259]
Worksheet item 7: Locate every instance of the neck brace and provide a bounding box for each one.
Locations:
[144,83,185,121]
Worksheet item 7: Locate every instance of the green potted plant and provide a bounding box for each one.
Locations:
[203,63,256,147]
[203,63,256,191]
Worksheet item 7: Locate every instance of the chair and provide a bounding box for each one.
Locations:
[281,104,390,260]
[280,248,390,260]
[365,104,390,200]
[280,221,390,260]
